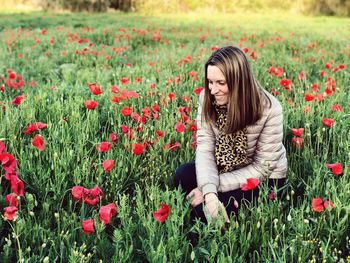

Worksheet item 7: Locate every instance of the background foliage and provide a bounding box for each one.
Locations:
[1,0,350,15]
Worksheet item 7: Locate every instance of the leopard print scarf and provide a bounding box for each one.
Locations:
[214,103,250,174]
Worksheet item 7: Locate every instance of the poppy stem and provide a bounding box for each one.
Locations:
[9,222,23,262]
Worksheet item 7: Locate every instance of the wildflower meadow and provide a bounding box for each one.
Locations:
[0,12,349,262]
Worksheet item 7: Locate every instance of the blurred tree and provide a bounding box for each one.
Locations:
[109,0,133,12]
[298,0,350,16]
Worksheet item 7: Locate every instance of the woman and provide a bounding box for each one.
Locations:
[174,46,288,223]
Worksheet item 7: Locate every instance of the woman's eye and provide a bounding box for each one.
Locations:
[219,82,226,85]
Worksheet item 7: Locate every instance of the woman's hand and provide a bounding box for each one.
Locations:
[186,188,204,208]
[204,193,230,223]
[204,193,219,218]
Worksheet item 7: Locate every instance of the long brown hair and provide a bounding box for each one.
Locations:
[203,46,270,133]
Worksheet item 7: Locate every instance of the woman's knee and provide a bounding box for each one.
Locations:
[173,162,196,189]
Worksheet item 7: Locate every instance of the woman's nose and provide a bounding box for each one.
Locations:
[210,84,218,94]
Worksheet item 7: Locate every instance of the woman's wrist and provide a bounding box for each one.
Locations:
[204,192,218,203]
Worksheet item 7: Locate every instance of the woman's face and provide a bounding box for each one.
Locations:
[207,65,229,105]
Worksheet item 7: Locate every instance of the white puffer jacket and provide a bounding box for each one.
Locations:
[195,89,288,196]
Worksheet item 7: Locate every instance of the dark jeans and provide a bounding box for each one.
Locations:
[174,162,285,224]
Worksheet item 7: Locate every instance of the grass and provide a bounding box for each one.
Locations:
[0,11,349,262]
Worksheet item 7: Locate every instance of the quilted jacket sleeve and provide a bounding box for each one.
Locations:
[218,101,286,192]
[195,90,219,196]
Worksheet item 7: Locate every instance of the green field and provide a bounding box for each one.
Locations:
[0,12,349,262]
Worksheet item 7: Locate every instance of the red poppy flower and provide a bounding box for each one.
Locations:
[323,199,335,210]
[189,71,198,79]
[136,124,143,133]
[311,83,319,93]
[4,171,16,181]
[249,51,257,60]
[317,93,324,102]
[274,67,283,77]
[153,113,159,120]
[71,186,85,201]
[298,71,305,80]
[9,72,16,79]
[331,104,342,112]
[268,191,275,201]
[83,191,102,206]
[280,79,292,90]
[109,132,118,143]
[3,206,18,221]
[312,197,324,212]
[96,142,112,153]
[121,106,133,117]
[99,203,117,225]
[82,219,95,234]
[123,89,139,99]
[325,163,343,176]
[271,89,279,95]
[194,87,204,95]
[111,96,122,103]
[5,193,19,207]
[175,122,185,133]
[322,118,334,128]
[0,153,17,173]
[268,66,276,75]
[241,178,260,191]
[132,112,141,122]
[326,77,336,89]
[152,104,160,112]
[153,203,170,223]
[111,85,119,94]
[141,107,151,118]
[102,160,114,173]
[24,122,47,135]
[10,175,24,196]
[32,134,45,151]
[90,185,104,197]
[178,106,185,115]
[156,130,164,138]
[188,124,197,132]
[132,144,144,155]
[168,92,176,100]
[12,94,25,106]
[121,125,129,134]
[304,93,315,102]
[84,100,98,110]
[88,82,103,95]
[291,128,304,137]
[312,197,335,212]
[292,137,304,149]
[120,77,129,85]
[325,87,333,96]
